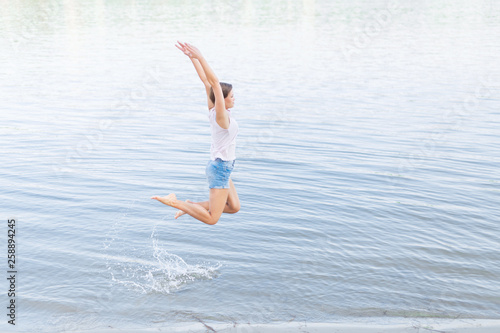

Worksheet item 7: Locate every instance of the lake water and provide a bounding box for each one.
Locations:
[1,0,499,332]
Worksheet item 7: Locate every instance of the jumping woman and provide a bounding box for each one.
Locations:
[151,42,240,225]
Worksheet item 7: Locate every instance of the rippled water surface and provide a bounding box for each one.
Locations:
[1,0,499,331]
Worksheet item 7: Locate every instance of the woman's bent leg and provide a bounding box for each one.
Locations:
[174,179,240,218]
[152,189,229,225]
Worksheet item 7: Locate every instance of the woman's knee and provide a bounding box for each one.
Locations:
[228,202,240,214]
[208,219,219,225]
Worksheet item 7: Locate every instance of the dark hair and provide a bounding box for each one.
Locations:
[209,82,233,104]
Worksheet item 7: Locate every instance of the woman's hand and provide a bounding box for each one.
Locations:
[182,42,204,60]
[175,41,203,60]
[175,41,192,58]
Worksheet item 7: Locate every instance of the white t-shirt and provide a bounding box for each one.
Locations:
[208,107,238,161]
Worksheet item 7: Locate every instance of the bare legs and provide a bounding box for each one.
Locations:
[174,179,240,218]
[151,179,240,225]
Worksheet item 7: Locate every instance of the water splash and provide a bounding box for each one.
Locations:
[104,203,221,294]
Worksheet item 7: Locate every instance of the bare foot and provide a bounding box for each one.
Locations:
[151,193,178,207]
[174,200,195,219]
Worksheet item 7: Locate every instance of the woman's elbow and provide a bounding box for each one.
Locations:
[207,78,220,87]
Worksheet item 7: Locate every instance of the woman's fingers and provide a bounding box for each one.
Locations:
[175,42,193,57]
[184,44,202,58]
[175,41,202,59]
[186,43,198,52]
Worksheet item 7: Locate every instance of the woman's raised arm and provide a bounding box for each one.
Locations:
[181,43,230,129]
[176,41,214,110]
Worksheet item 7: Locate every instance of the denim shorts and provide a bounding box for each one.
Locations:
[206,158,235,189]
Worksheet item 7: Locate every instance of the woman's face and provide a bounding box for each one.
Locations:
[224,90,235,109]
